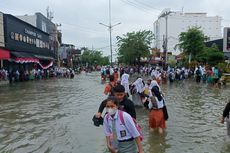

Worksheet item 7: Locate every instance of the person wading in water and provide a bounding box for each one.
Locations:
[96,84,136,119]
[103,96,144,153]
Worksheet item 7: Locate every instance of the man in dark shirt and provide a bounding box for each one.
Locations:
[221,101,230,137]
[96,84,136,119]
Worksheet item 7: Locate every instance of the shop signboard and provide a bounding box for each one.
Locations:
[3,14,53,57]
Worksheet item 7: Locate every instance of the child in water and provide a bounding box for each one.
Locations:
[103,96,144,153]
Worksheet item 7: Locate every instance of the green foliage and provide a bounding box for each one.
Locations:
[167,59,177,67]
[177,27,224,67]
[176,27,208,60]
[81,47,109,66]
[196,44,224,66]
[116,30,154,65]
[217,62,228,73]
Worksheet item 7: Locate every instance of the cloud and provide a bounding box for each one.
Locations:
[1,0,230,56]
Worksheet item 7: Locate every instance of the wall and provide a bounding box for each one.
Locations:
[154,10,222,55]
[17,15,37,27]
[0,12,5,47]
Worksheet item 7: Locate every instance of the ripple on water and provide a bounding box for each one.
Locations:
[0,74,230,153]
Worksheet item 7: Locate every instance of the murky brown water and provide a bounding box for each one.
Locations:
[0,72,230,153]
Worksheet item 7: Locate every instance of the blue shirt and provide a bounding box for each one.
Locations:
[103,111,140,141]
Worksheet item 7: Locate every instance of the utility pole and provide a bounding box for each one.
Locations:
[159,11,171,69]
[99,0,121,65]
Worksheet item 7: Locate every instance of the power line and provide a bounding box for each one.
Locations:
[132,0,162,12]
[120,0,158,15]
[62,23,105,34]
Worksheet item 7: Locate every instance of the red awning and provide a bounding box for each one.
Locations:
[0,49,10,60]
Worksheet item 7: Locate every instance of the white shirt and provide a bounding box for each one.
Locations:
[132,78,144,93]
[148,97,164,109]
[103,111,140,141]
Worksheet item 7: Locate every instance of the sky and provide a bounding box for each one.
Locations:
[1,0,230,57]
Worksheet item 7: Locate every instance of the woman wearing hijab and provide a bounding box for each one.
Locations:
[148,86,167,134]
[120,71,130,96]
[131,77,145,107]
[148,76,161,97]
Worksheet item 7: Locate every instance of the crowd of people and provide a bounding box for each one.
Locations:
[94,64,229,153]
[0,67,76,84]
[100,65,225,87]
[94,66,170,153]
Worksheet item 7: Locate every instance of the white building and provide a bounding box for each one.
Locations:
[154,9,222,55]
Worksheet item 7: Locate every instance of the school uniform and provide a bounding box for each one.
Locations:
[121,73,130,94]
[148,97,166,129]
[131,78,145,107]
[103,111,140,153]
[98,97,136,119]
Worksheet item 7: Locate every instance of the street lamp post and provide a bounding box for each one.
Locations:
[99,0,121,65]
[159,11,171,69]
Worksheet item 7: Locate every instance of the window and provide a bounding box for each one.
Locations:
[42,21,47,32]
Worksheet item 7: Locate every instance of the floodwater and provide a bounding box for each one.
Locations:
[0,72,230,153]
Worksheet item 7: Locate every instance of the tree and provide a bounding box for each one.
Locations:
[205,44,224,66]
[176,27,208,61]
[116,30,154,65]
[81,47,109,66]
[195,44,224,65]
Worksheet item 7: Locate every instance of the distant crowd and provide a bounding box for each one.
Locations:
[0,67,75,84]
[100,65,225,87]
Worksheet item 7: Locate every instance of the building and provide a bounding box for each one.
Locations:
[1,12,55,71]
[0,12,9,68]
[205,38,223,51]
[154,8,222,55]
[59,44,81,68]
[17,12,61,62]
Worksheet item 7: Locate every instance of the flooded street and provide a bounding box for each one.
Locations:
[0,72,230,153]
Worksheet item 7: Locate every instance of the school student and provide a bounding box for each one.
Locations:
[104,75,117,96]
[148,86,167,134]
[131,77,145,107]
[96,84,136,119]
[103,96,144,153]
[221,100,230,137]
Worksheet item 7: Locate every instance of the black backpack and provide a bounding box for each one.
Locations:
[196,69,201,76]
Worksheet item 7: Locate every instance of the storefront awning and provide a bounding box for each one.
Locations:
[11,51,34,58]
[10,51,38,63]
[11,51,54,60]
[10,51,53,69]
[0,49,10,60]
[34,54,54,60]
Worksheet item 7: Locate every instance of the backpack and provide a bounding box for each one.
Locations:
[196,69,201,76]
[129,85,137,95]
[118,111,144,141]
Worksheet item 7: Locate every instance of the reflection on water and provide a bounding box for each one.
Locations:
[0,72,230,153]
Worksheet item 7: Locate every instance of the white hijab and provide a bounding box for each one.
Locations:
[132,78,144,93]
[121,73,129,84]
[148,80,161,97]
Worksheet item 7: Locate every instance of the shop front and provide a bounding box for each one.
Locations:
[0,48,10,68]
[3,13,54,72]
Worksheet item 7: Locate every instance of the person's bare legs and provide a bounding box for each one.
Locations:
[158,128,163,134]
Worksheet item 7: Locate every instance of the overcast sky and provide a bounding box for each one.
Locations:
[1,0,230,57]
